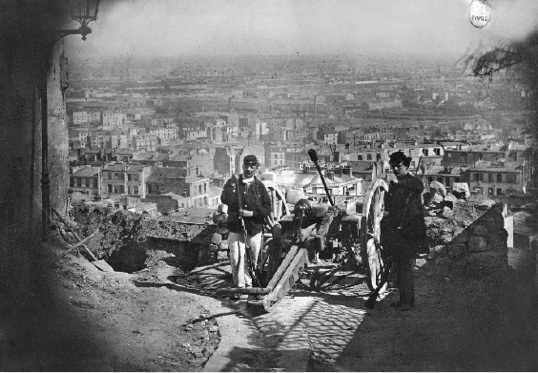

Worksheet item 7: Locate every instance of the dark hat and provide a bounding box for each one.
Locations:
[389,151,411,167]
[243,155,259,166]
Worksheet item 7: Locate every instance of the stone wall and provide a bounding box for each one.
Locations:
[424,203,509,278]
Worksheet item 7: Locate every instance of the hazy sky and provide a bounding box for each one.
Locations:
[65,0,538,58]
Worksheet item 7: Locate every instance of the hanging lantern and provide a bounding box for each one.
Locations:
[69,0,101,40]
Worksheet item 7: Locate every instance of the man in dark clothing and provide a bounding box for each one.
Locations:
[382,151,428,311]
[220,155,271,289]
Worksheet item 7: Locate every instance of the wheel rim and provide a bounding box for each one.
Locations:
[361,178,388,291]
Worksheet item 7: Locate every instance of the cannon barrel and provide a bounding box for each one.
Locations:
[294,198,329,218]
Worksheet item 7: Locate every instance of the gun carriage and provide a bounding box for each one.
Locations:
[216,149,389,312]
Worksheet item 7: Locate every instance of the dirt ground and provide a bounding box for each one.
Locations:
[1,233,538,371]
[0,235,220,372]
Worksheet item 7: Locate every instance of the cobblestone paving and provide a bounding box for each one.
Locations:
[183,262,380,370]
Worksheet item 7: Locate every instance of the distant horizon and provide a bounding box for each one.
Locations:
[66,50,465,62]
[65,0,538,60]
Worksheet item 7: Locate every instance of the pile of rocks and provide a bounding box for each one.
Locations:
[423,182,508,278]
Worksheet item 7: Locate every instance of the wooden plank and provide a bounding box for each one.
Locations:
[263,247,307,312]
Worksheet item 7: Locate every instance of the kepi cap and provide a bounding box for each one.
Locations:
[243,154,259,166]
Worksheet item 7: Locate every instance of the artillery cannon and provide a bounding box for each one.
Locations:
[217,149,389,312]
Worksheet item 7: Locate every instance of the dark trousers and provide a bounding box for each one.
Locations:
[394,255,415,306]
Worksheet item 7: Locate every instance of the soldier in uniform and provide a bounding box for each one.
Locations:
[220,155,271,292]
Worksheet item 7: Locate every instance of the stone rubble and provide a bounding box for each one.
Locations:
[422,182,508,278]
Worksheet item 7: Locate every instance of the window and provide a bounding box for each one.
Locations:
[114,173,120,180]
[128,174,132,181]
[367,154,372,161]
[497,173,502,182]
[358,155,363,161]
[488,173,494,182]
[506,174,517,183]
[376,153,381,161]
[199,185,202,194]
[427,177,433,184]
[70,178,76,187]
[133,186,139,195]
[108,184,113,193]
[133,174,139,182]
[497,188,503,195]
[478,173,484,182]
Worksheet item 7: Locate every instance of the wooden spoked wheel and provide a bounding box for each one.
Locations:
[260,187,290,277]
[361,178,389,291]
[267,187,290,222]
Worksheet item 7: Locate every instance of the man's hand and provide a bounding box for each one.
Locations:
[383,211,389,218]
[239,209,253,217]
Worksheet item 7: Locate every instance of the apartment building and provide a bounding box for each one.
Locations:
[70,166,102,196]
[133,134,158,152]
[468,167,525,196]
[150,117,175,127]
[102,111,126,130]
[145,167,210,208]
[72,110,101,125]
[102,162,151,198]
[148,127,178,146]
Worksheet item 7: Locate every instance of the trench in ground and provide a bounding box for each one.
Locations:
[105,237,203,274]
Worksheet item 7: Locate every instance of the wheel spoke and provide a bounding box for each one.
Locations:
[361,179,389,291]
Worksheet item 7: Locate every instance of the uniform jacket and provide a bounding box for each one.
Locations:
[381,173,428,258]
[220,175,271,235]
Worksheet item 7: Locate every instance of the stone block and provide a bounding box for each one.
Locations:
[441,206,453,219]
[425,216,444,228]
[430,181,447,197]
[468,235,488,252]
[429,192,445,206]
[452,183,471,198]
[217,250,229,261]
[211,233,222,245]
[415,258,428,268]
[440,234,453,245]
[458,219,473,228]
[478,199,496,209]
[444,193,458,203]
[472,225,489,237]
